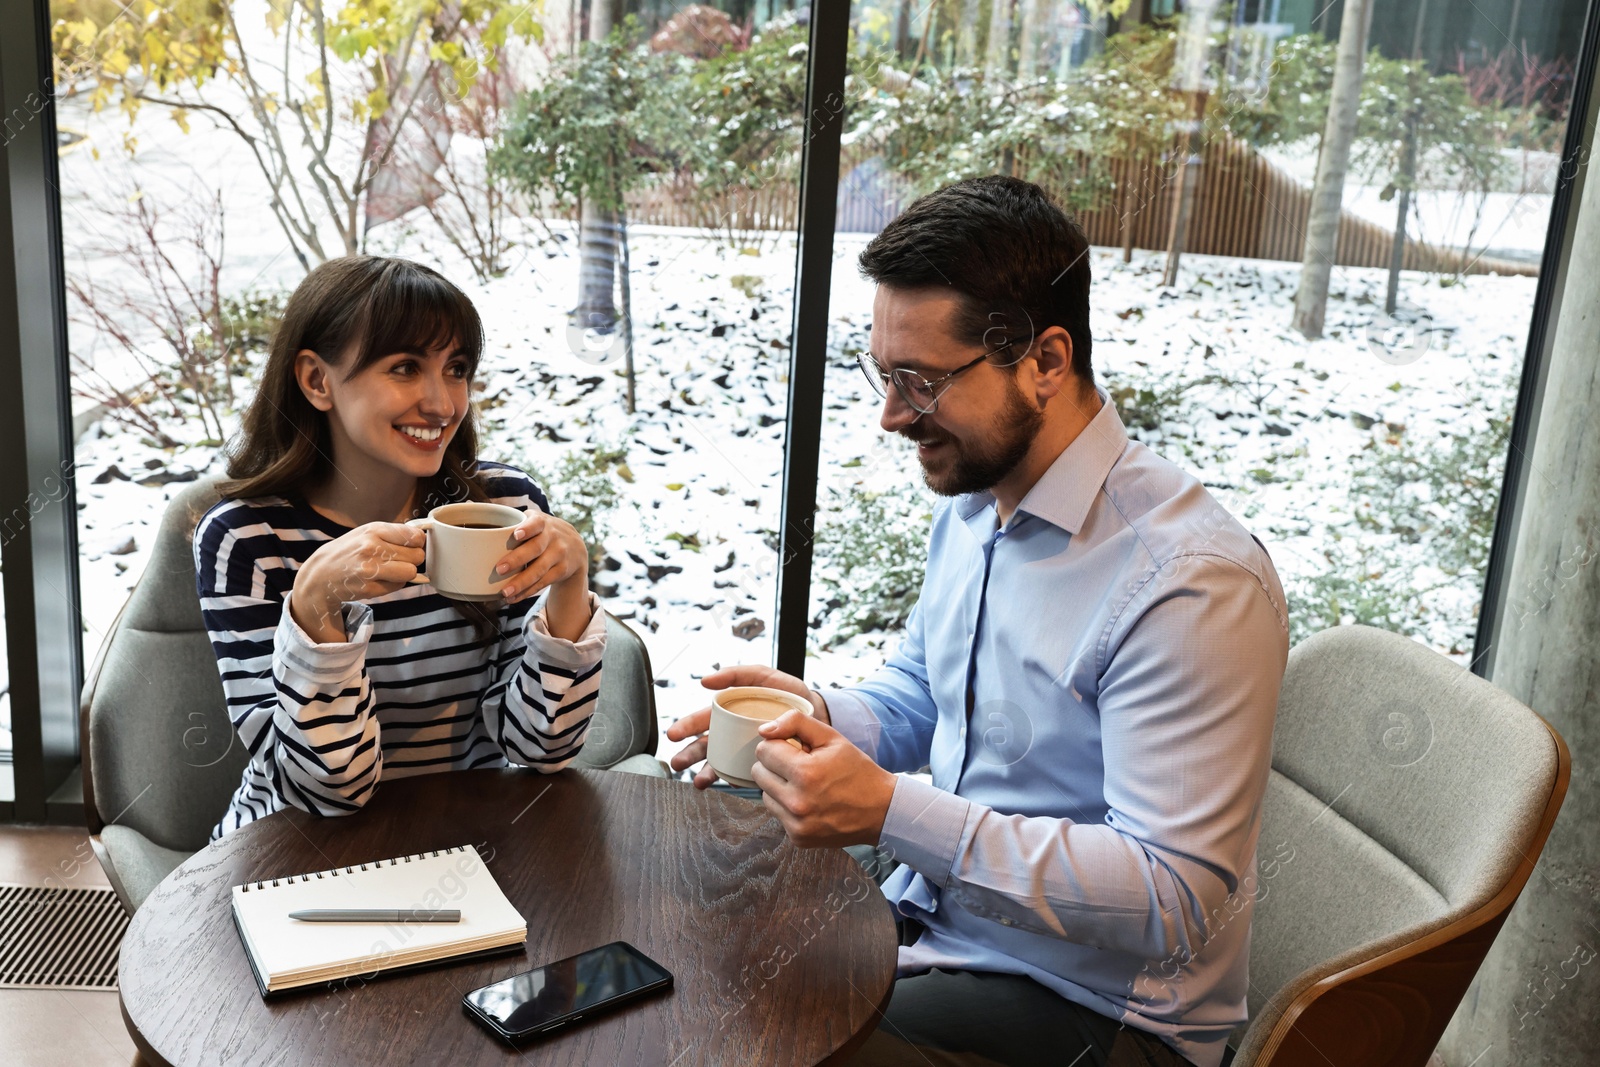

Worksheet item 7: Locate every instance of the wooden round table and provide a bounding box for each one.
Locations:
[119,768,898,1066]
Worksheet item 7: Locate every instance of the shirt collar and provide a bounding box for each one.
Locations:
[955,385,1129,536]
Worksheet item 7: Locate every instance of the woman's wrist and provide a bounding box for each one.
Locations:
[541,574,593,643]
[289,587,346,644]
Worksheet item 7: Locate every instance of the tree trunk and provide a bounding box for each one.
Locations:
[894,0,915,58]
[1162,89,1208,287]
[1016,0,1047,80]
[1120,162,1136,263]
[1387,1,1428,315]
[956,0,982,66]
[1291,0,1374,340]
[573,0,619,333]
[618,207,635,414]
[1384,112,1418,315]
[985,0,1017,80]
[574,203,620,330]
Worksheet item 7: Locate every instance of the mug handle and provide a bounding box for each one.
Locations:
[404,517,431,585]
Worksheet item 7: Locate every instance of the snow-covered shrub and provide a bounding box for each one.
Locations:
[812,484,933,646]
[220,290,288,356]
[1109,378,1207,436]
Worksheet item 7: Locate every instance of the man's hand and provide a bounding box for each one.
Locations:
[750,710,897,850]
[666,665,829,788]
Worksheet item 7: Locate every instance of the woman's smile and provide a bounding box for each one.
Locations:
[395,423,448,452]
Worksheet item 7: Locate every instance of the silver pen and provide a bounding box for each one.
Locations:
[289,909,461,923]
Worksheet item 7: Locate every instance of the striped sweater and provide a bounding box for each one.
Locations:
[193,461,605,841]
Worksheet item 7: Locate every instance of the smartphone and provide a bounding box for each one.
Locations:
[462,940,673,1044]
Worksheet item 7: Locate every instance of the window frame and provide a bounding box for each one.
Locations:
[1,0,86,822]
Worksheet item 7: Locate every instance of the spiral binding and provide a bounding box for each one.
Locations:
[238,845,471,892]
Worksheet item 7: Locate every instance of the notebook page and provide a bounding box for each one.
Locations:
[232,845,525,987]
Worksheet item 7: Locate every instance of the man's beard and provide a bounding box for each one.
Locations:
[902,377,1044,497]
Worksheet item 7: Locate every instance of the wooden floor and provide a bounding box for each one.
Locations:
[0,826,143,1067]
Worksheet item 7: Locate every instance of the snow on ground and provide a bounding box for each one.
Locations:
[54,221,1536,762]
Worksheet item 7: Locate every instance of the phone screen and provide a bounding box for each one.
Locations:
[463,941,672,1039]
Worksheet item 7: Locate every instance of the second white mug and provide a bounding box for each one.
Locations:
[706,686,815,788]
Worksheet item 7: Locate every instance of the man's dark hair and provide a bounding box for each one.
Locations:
[857,175,1093,389]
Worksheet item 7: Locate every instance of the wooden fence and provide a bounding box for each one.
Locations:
[613,134,1535,278]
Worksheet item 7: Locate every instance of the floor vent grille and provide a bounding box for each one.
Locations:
[0,884,129,990]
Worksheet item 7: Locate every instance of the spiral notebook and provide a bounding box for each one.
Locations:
[230,844,527,996]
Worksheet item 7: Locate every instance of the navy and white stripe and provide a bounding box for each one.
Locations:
[193,461,606,841]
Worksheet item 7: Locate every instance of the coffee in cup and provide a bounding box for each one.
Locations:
[706,686,815,788]
[405,502,527,601]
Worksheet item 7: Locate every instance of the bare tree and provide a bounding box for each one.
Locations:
[66,187,247,446]
[383,56,529,283]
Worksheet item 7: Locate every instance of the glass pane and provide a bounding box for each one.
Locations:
[50,0,808,768]
[811,0,1587,672]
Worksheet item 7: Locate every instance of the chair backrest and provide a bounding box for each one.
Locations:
[83,474,240,851]
[579,613,660,768]
[83,474,657,849]
[1233,625,1569,1066]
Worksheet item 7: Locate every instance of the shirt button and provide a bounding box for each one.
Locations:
[1000,917,1015,927]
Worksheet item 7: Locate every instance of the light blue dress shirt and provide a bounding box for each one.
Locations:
[825,386,1289,1067]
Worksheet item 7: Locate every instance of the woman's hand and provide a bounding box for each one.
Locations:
[498,509,593,641]
[289,522,428,642]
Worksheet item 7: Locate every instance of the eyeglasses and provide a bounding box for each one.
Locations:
[855,341,1015,415]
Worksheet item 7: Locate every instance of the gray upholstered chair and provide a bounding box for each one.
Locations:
[83,473,665,914]
[1226,625,1569,1067]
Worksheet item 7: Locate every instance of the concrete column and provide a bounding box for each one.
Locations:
[1436,97,1600,1065]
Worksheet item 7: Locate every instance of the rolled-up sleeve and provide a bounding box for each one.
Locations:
[479,589,606,770]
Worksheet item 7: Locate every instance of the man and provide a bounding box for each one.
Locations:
[668,175,1288,1067]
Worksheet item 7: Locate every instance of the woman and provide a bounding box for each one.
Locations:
[194,255,603,840]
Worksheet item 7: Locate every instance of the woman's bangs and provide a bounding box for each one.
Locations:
[356,264,484,375]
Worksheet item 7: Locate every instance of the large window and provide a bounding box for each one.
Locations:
[806,0,1586,679]
[48,0,810,752]
[1,0,1590,801]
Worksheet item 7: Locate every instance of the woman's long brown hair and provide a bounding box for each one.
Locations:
[218,255,502,647]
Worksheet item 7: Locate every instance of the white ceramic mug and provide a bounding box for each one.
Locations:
[706,686,814,788]
[405,502,527,602]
